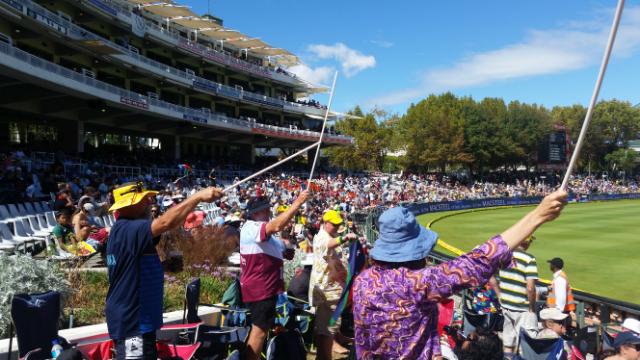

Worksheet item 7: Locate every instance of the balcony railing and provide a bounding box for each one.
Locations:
[6,0,328,115]
[0,41,353,143]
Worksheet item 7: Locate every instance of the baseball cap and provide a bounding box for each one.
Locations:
[547,258,564,269]
[322,210,343,225]
[539,308,569,321]
[614,332,640,349]
[246,196,271,216]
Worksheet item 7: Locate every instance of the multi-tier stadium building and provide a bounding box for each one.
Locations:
[0,0,353,163]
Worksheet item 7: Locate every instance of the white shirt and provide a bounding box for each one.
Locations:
[552,270,568,311]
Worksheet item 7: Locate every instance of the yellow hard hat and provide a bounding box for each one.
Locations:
[109,182,158,212]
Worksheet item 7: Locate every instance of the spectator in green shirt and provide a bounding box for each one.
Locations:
[52,211,78,252]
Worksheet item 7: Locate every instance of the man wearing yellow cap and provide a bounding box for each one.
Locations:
[309,210,358,359]
[105,182,223,360]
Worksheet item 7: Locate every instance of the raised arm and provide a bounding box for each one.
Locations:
[265,190,309,238]
[409,190,567,303]
[151,187,223,238]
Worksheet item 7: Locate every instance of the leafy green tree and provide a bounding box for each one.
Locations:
[464,99,501,179]
[398,92,472,172]
[323,106,394,171]
[605,149,637,184]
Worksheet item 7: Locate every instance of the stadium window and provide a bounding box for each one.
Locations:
[215,146,220,156]
[161,90,184,106]
[146,50,173,66]
[197,144,203,154]
[97,71,125,89]
[228,78,248,90]
[179,142,184,153]
[206,145,212,155]
[187,143,193,154]
[252,84,265,95]
[58,58,84,73]
[16,42,54,62]
[130,81,156,95]
[239,109,259,119]
[188,97,211,110]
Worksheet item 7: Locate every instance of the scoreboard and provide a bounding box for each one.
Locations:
[537,124,569,170]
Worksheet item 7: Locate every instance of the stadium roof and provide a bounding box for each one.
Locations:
[227,39,271,48]
[127,0,177,4]
[199,29,248,39]
[141,4,198,17]
[171,17,225,29]
[249,48,293,56]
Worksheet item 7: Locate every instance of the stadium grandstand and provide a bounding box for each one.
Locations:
[0,0,353,167]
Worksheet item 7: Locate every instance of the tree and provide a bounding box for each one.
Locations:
[399,92,472,172]
[504,101,554,172]
[604,149,637,185]
[323,106,394,171]
[464,99,501,180]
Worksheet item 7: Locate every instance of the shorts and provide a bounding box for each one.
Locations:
[114,332,157,360]
[89,228,107,243]
[247,295,278,328]
[315,301,341,337]
[502,308,538,348]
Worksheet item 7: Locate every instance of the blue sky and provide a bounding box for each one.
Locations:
[181,0,640,116]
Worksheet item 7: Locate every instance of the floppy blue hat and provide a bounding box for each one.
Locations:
[369,206,438,262]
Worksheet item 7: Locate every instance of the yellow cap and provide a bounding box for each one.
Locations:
[109,182,158,212]
[322,210,343,225]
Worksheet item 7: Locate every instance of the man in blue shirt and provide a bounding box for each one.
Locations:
[106,181,223,359]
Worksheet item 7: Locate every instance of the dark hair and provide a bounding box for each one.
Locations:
[369,257,427,271]
[598,347,618,358]
[56,210,71,219]
[453,326,503,360]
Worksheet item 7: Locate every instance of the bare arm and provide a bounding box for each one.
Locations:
[501,191,567,250]
[265,190,309,238]
[326,233,357,251]
[489,275,501,302]
[151,187,223,238]
[526,278,536,312]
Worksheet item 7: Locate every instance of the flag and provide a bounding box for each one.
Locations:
[330,239,366,326]
[178,164,193,176]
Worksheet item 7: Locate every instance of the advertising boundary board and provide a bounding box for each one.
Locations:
[408,193,640,217]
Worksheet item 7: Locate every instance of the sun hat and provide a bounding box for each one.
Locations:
[109,182,158,212]
[539,308,569,321]
[369,207,438,262]
[184,211,205,229]
[163,198,174,207]
[246,196,271,216]
[622,318,640,334]
[614,332,640,349]
[78,195,94,206]
[322,210,343,225]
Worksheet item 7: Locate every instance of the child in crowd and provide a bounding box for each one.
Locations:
[52,211,78,252]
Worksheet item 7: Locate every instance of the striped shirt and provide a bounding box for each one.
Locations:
[498,249,538,311]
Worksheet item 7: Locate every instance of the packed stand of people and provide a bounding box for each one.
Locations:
[3,140,639,359]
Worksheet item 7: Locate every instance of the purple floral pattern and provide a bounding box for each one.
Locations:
[353,236,515,359]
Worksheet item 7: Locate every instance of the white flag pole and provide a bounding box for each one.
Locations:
[560,0,625,192]
[308,71,339,185]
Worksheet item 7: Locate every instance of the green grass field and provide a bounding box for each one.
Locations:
[416,200,640,304]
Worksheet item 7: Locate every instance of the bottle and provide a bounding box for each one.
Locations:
[51,340,63,358]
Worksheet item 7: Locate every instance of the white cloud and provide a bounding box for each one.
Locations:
[364,7,640,108]
[307,43,376,77]
[288,65,335,85]
[372,40,394,48]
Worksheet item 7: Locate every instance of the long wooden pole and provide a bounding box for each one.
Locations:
[560,0,625,192]
[308,71,339,184]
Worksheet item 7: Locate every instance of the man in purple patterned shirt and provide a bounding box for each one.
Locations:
[353,191,567,360]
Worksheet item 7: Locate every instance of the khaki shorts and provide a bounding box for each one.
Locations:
[315,301,341,337]
[502,308,538,348]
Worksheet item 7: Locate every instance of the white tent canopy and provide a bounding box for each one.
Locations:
[141,4,198,17]
[250,48,293,56]
[227,39,271,48]
[171,17,225,29]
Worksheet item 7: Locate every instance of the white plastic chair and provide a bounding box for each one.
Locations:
[24,203,38,215]
[94,217,105,228]
[16,204,29,217]
[7,204,24,218]
[33,202,45,214]
[0,222,34,253]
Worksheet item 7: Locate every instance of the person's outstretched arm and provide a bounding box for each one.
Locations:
[501,191,567,250]
[152,187,223,238]
[407,190,567,303]
[265,190,309,238]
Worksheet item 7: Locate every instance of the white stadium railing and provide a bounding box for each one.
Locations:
[0,40,352,143]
